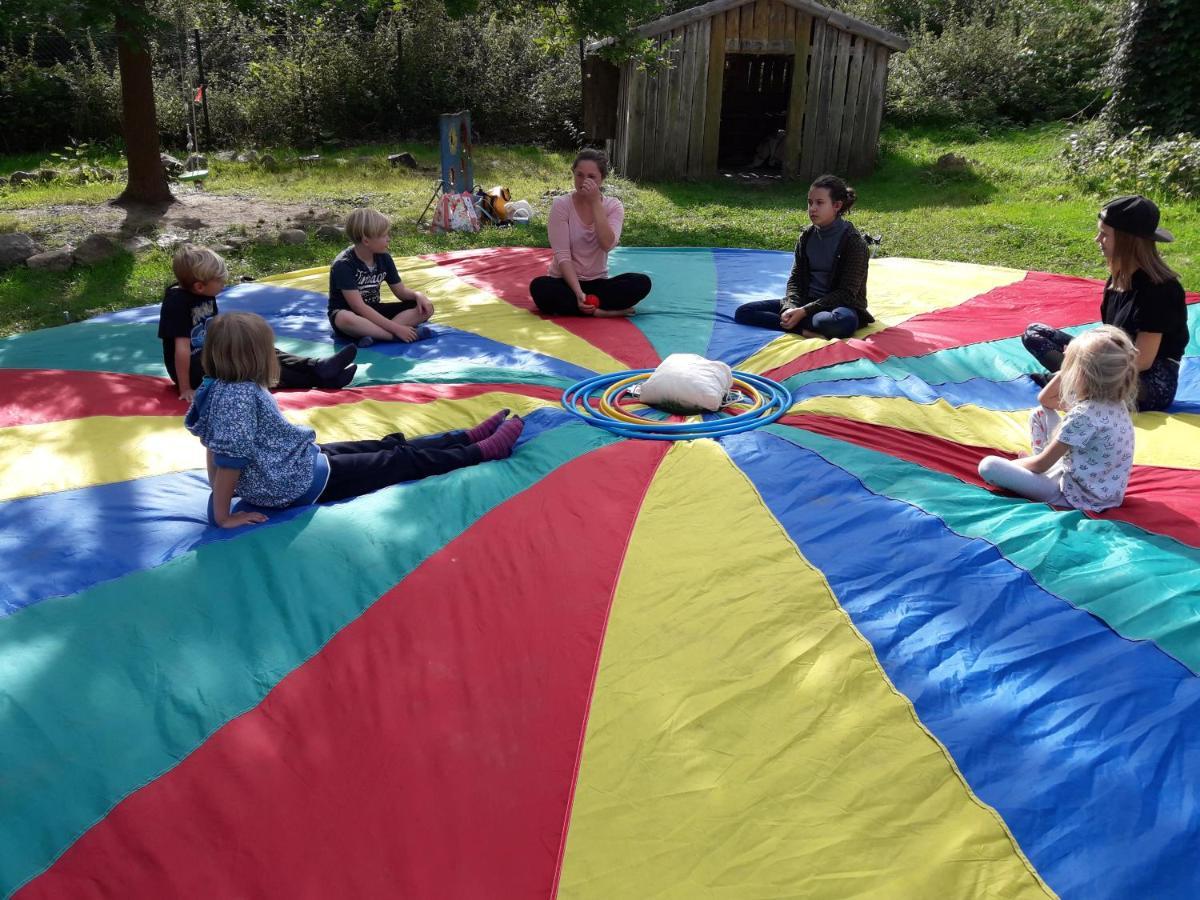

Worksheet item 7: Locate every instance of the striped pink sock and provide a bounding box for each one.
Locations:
[476,417,524,461]
[466,409,509,443]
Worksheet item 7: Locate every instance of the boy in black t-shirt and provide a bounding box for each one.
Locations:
[159,245,358,402]
[328,208,434,347]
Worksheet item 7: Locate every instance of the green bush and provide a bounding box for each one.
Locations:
[0,49,75,153]
[1,2,584,154]
[0,34,122,154]
[882,0,1117,128]
[1062,123,1200,200]
[1104,0,1200,138]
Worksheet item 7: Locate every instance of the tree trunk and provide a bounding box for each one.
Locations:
[115,8,173,205]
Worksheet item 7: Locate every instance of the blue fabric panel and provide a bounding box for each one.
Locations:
[0,409,569,616]
[706,247,794,365]
[724,427,1200,900]
[348,325,594,384]
[790,373,1042,411]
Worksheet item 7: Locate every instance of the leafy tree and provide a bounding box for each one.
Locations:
[6,0,173,203]
[5,0,666,203]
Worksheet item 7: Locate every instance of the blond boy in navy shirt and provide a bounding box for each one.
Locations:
[327,208,434,347]
[158,245,357,402]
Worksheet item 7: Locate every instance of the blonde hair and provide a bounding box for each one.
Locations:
[1059,325,1139,411]
[202,312,279,388]
[345,208,391,243]
[1107,227,1179,291]
[172,244,229,286]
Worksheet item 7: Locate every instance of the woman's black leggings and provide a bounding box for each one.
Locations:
[316,431,482,503]
[529,272,652,315]
[1021,322,1179,412]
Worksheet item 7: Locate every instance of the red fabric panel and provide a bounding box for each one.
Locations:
[427,247,661,370]
[0,372,562,427]
[0,369,181,426]
[273,381,565,413]
[785,413,1200,548]
[20,438,668,900]
[766,271,1106,382]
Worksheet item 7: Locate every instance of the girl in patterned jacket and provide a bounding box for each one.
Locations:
[978,326,1138,512]
[185,312,523,528]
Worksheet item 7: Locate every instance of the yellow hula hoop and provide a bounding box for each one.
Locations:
[591,373,768,425]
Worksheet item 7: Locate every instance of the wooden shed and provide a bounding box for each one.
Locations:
[584,0,907,180]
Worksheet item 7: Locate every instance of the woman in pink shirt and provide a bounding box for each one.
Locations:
[529,149,652,317]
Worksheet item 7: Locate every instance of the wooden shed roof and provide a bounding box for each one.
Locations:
[592,0,909,53]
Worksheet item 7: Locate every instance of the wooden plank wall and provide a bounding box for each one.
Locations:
[797,22,892,180]
[614,0,895,179]
[617,21,712,179]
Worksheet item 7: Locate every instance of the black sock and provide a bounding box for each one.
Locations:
[315,345,358,382]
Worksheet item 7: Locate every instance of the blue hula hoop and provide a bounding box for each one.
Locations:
[561,369,792,441]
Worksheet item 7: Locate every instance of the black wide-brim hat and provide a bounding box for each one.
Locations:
[1100,195,1174,242]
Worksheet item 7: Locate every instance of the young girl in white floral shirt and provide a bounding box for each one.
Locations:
[979,326,1138,512]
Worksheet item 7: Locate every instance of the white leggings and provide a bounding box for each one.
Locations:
[978,407,1066,506]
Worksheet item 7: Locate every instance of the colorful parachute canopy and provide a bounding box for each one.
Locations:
[1,247,1198,899]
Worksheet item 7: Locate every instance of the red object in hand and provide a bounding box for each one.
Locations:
[584,294,600,307]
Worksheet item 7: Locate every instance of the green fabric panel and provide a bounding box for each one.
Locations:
[348,353,573,390]
[766,424,1200,674]
[611,247,717,362]
[0,323,166,375]
[784,324,1095,390]
[0,422,617,894]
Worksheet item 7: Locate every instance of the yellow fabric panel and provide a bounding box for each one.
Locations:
[262,258,627,375]
[739,257,1028,373]
[792,395,1200,470]
[258,265,330,292]
[289,391,553,441]
[0,415,202,502]
[558,440,1052,899]
[0,392,553,501]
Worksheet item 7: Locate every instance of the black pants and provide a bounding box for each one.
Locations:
[529,272,652,315]
[1022,322,1179,412]
[187,348,336,390]
[733,299,861,338]
[316,430,483,503]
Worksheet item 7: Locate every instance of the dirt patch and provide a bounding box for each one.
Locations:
[9,187,341,248]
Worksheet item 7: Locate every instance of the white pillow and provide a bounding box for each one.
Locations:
[638,354,733,413]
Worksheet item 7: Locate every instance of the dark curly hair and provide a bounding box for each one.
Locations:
[810,174,856,216]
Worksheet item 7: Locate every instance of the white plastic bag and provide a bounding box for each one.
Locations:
[507,199,534,223]
[639,353,733,413]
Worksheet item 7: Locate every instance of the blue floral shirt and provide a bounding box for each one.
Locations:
[185,378,325,511]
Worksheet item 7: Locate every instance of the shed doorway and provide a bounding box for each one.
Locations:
[718,53,794,169]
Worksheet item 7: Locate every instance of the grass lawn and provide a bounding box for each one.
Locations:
[1,122,1196,337]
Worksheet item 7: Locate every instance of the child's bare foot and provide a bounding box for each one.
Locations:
[466,409,510,442]
[595,307,636,318]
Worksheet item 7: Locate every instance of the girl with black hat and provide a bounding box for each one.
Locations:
[1022,195,1188,411]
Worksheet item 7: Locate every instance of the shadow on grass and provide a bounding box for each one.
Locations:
[0,251,147,335]
[632,145,1000,218]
